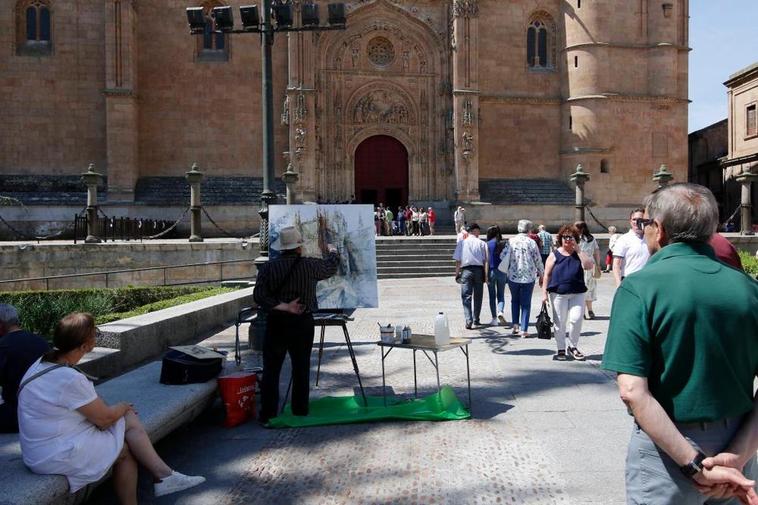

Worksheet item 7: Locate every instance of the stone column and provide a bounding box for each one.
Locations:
[81,164,102,244]
[570,164,590,222]
[736,173,757,235]
[185,163,204,242]
[104,0,139,202]
[652,163,673,188]
[451,0,480,202]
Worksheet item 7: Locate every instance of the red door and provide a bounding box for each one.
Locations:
[354,135,408,210]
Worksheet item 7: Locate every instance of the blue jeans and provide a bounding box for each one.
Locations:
[626,419,757,504]
[487,269,507,319]
[460,266,484,324]
[508,281,535,332]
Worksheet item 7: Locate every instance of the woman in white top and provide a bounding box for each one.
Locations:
[18,312,204,504]
[575,221,602,319]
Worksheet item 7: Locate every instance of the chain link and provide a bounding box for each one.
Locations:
[201,207,243,238]
[143,207,190,239]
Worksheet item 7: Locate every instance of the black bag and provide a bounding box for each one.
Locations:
[535,301,553,340]
[160,349,223,385]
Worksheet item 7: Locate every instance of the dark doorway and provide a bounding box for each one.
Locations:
[354,135,408,210]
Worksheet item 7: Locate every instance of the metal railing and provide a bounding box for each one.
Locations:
[0,259,254,291]
[73,215,178,243]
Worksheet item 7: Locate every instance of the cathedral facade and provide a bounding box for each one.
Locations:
[0,0,689,232]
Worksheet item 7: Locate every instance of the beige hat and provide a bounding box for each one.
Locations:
[271,226,303,251]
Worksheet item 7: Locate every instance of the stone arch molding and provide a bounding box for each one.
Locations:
[346,81,417,126]
[347,126,415,163]
[320,0,440,74]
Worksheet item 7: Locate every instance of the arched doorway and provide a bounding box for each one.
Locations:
[354,135,408,210]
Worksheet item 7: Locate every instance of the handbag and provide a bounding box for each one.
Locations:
[535,301,553,340]
[497,242,511,275]
[160,348,223,385]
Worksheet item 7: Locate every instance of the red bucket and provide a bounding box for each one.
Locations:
[217,371,257,428]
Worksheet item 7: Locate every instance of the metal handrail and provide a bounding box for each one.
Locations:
[0,258,254,291]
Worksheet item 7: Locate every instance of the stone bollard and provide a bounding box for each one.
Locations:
[185,163,204,242]
[80,163,102,244]
[282,152,299,205]
[570,164,590,223]
[735,172,757,235]
[652,164,673,188]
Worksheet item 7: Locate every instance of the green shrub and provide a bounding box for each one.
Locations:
[96,287,234,324]
[0,285,231,337]
[738,250,758,276]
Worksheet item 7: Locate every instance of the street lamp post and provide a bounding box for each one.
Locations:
[186,1,346,350]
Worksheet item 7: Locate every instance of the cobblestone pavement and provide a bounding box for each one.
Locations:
[89,274,628,505]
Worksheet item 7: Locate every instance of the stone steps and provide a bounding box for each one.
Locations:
[375,237,457,279]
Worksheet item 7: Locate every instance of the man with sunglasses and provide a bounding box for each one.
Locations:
[603,184,758,504]
[612,208,650,287]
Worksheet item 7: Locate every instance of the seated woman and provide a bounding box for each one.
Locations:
[17,312,204,504]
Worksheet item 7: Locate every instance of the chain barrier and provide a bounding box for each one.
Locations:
[143,207,190,239]
[724,205,741,228]
[0,213,69,241]
[200,207,242,238]
[585,204,611,233]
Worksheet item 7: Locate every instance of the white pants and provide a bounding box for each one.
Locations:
[550,292,586,351]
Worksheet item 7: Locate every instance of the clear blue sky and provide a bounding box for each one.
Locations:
[689,0,758,133]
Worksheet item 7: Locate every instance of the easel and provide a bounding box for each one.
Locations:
[282,309,367,411]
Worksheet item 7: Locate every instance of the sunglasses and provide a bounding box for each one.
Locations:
[561,235,576,241]
[634,218,655,229]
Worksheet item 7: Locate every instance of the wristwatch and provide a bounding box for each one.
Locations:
[680,451,707,479]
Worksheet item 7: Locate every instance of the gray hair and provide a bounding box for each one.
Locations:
[642,183,718,243]
[538,224,545,231]
[0,304,20,326]
[517,219,533,233]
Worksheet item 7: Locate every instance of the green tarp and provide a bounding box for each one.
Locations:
[267,385,471,428]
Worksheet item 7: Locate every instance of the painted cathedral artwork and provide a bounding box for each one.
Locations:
[268,205,379,309]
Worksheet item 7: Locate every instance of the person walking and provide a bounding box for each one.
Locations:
[411,207,421,236]
[604,225,621,272]
[419,208,429,235]
[453,223,488,330]
[485,226,508,326]
[253,226,340,424]
[542,224,594,361]
[428,207,436,235]
[454,206,466,234]
[0,304,49,433]
[537,225,553,265]
[602,183,758,504]
[505,220,544,338]
[612,208,650,286]
[384,207,394,236]
[575,221,602,320]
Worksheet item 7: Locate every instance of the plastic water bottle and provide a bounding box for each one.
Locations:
[434,312,450,346]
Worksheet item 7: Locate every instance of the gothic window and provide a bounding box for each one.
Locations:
[526,13,555,70]
[196,1,229,62]
[600,159,610,173]
[16,0,52,56]
[746,104,757,138]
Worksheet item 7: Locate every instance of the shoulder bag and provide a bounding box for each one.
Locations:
[497,242,511,275]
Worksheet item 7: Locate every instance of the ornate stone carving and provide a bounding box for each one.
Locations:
[453,0,479,18]
[281,95,290,125]
[294,93,307,123]
[352,90,411,125]
[462,99,473,127]
[367,36,395,67]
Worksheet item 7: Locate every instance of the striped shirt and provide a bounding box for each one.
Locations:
[253,252,339,312]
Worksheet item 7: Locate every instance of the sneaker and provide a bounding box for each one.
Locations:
[554,350,567,361]
[568,347,586,361]
[473,320,481,327]
[497,312,506,325]
[488,318,499,326]
[154,471,206,498]
[465,321,473,330]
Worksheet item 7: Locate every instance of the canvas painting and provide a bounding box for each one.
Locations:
[268,204,379,309]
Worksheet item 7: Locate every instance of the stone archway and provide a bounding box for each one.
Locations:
[354,135,408,209]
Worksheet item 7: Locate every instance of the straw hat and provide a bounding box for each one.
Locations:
[271,226,303,251]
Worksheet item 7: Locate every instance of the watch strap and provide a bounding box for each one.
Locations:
[680,451,707,479]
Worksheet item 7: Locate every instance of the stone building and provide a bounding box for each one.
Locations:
[722,62,758,233]
[0,0,689,236]
[688,119,728,220]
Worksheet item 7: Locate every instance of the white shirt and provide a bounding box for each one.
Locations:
[504,234,544,283]
[453,235,488,267]
[18,358,125,493]
[613,229,650,277]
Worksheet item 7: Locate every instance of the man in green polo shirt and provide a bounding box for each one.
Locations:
[603,183,758,505]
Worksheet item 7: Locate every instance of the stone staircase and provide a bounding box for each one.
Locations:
[375,236,457,279]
